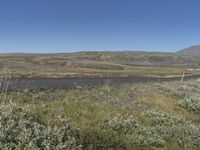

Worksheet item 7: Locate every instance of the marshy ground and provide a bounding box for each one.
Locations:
[1,73,200,92]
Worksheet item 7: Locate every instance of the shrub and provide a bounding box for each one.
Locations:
[102,115,165,147]
[0,104,82,150]
[102,112,200,149]
[143,109,183,126]
[178,94,200,113]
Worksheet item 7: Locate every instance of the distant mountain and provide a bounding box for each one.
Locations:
[178,45,200,55]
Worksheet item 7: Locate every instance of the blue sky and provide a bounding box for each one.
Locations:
[0,0,200,53]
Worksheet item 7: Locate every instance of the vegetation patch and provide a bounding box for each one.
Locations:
[0,79,200,149]
[0,104,82,150]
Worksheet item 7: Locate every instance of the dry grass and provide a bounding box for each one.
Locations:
[0,52,199,77]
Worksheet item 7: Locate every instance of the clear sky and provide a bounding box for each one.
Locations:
[0,0,200,53]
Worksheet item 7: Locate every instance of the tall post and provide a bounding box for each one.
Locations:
[181,73,185,82]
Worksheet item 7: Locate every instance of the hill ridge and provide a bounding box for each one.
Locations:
[178,45,200,55]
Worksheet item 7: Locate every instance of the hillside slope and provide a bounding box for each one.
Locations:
[178,45,200,55]
[1,49,200,77]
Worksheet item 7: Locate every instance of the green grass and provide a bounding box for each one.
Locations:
[0,65,197,78]
[1,80,200,149]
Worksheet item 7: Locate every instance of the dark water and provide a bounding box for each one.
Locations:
[1,74,200,92]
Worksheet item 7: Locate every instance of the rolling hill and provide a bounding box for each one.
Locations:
[178,45,200,55]
[1,46,200,77]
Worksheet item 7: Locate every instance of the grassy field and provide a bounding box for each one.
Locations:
[0,52,200,149]
[1,80,200,149]
[0,66,195,78]
[1,52,200,77]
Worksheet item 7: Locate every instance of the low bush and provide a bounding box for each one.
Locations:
[143,109,183,126]
[102,114,165,147]
[178,94,200,113]
[102,112,200,149]
[0,104,82,150]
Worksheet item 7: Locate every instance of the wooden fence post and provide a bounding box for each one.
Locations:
[181,73,185,82]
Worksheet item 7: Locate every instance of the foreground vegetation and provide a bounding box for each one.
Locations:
[0,79,200,149]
